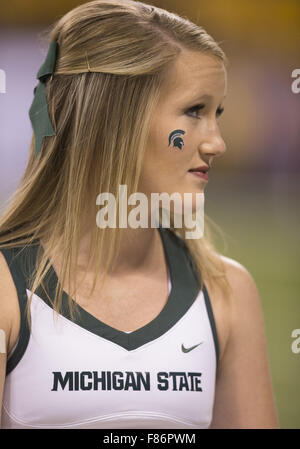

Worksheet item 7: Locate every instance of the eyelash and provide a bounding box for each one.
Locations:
[187,104,224,119]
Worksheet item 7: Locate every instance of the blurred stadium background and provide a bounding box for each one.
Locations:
[0,0,299,428]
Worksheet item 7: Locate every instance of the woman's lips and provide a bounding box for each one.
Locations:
[188,170,208,181]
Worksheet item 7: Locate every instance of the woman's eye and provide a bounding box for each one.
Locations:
[186,104,225,119]
[216,107,224,118]
[186,104,205,119]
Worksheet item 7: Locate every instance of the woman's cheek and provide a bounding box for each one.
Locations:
[167,123,196,157]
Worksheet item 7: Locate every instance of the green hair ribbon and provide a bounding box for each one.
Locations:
[29,41,59,157]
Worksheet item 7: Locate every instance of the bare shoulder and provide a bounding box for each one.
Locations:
[221,253,258,287]
[206,253,256,297]
[218,254,266,350]
[218,254,264,321]
[219,254,256,284]
[203,254,258,363]
[0,251,21,355]
[209,254,279,428]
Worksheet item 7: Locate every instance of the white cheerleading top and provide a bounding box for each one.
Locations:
[1,227,219,429]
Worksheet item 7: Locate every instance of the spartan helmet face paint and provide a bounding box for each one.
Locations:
[168,129,186,150]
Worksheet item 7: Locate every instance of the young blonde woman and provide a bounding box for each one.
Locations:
[0,0,279,429]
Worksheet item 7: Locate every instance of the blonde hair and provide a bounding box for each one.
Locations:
[0,0,232,330]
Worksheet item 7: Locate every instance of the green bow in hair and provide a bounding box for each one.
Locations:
[29,41,59,157]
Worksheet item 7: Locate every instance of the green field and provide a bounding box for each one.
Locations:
[206,176,300,429]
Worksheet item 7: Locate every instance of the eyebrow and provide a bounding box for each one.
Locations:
[190,93,227,102]
[175,92,226,113]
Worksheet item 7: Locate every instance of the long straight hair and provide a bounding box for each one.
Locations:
[0,0,232,330]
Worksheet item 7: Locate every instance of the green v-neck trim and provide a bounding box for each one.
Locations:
[34,227,201,351]
[3,227,220,376]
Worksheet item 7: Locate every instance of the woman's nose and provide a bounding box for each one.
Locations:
[198,123,227,159]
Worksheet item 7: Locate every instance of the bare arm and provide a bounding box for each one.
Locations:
[0,252,19,428]
[0,336,7,428]
[210,258,279,429]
